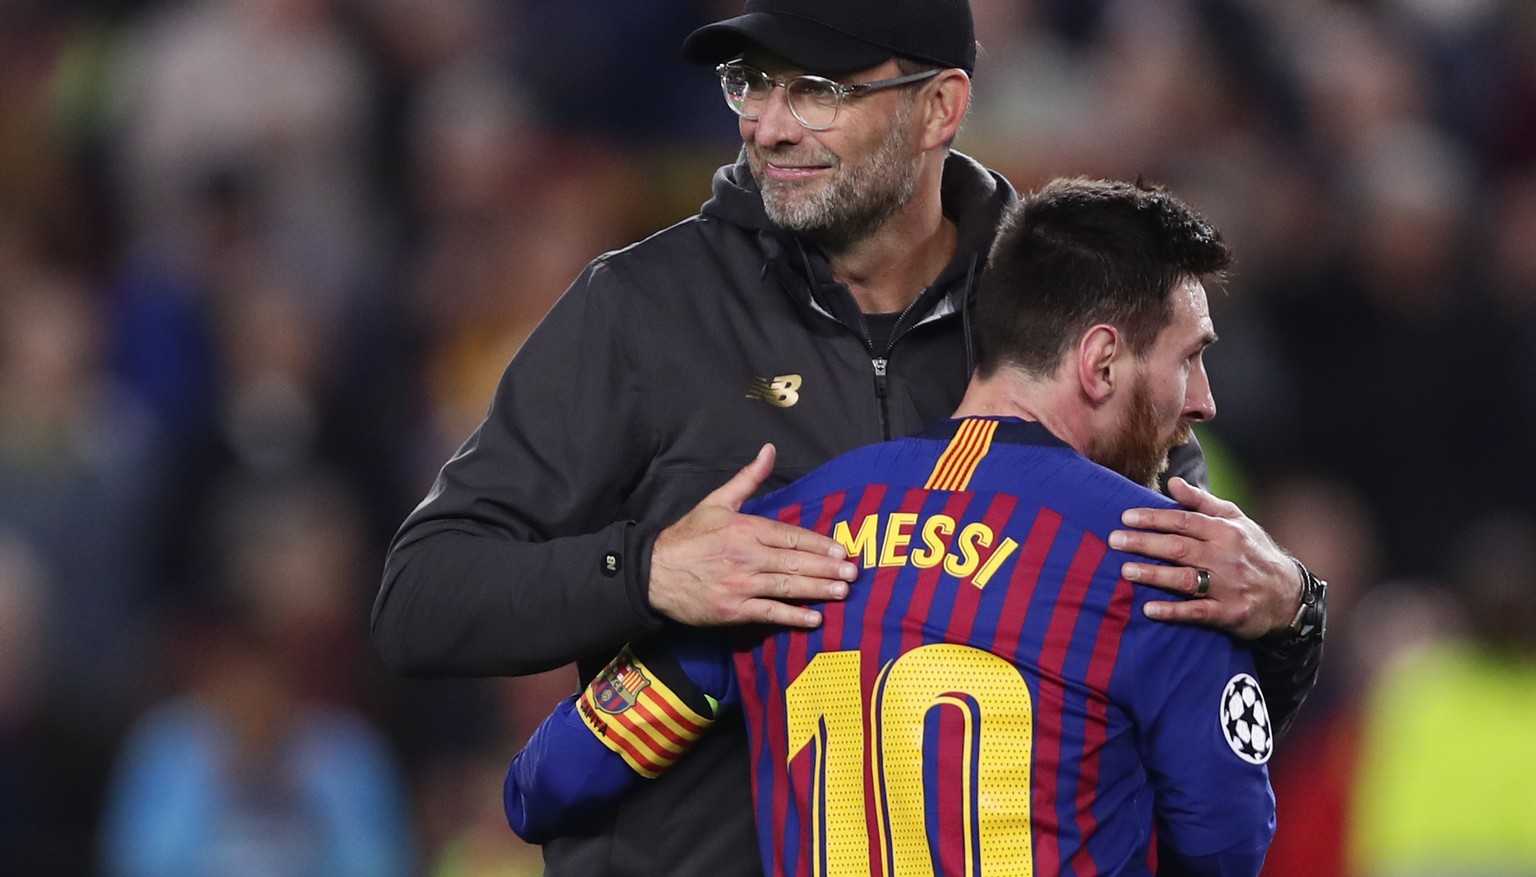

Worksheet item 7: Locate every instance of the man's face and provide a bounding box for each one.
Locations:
[1089,278,1217,488]
[738,54,926,250]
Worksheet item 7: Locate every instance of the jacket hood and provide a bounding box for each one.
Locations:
[699,149,778,232]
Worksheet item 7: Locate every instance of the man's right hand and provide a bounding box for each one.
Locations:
[648,444,857,629]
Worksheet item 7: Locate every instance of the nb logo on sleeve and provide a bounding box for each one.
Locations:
[747,374,803,408]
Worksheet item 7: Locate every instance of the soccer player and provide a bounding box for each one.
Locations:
[503,177,1277,876]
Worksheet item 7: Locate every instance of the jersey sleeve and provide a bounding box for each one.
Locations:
[503,634,736,843]
[1123,604,1276,874]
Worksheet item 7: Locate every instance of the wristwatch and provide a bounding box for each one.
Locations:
[1286,559,1328,640]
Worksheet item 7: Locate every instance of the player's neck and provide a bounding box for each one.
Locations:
[953,372,1093,456]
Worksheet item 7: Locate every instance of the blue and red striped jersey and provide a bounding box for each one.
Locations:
[505,417,1274,876]
[721,416,1274,876]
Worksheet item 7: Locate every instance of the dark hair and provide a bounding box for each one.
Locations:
[974,177,1232,378]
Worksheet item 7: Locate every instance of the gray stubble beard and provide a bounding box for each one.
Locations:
[751,99,923,252]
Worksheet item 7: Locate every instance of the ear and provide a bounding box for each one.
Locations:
[919,69,971,151]
[1075,324,1123,404]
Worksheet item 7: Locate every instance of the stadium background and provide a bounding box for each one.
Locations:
[0,0,1533,874]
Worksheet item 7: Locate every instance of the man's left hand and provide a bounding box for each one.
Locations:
[1109,477,1301,640]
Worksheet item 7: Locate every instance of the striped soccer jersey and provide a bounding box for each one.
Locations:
[505,417,1275,876]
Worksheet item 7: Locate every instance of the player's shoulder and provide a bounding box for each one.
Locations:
[593,210,734,270]
[1040,456,1179,541]
[1118,582,1260,694]
[744,437,934,517]
[575,212,721,287]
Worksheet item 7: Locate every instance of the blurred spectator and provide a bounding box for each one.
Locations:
[1482,170,1536,508]
[109,0,382,299]
[0,534,46,866]
[1257,474,1381,877]
[407,143,643,471]
[98,471,415,877]
[98,609,416,877]
[418,749,544,877]
[0,530,109,876]
[0,268,164,723]
[1347,513,1536,877]
[192,470,384,708]
[1283,123,1502,575]
[503,0,725,144]
[1476,1,1536,172]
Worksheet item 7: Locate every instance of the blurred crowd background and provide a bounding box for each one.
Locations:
[0,0,1533,874]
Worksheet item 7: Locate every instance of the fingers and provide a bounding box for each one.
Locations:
[649,498,858,628]
[1142,597,1221,627]
[740,598,823,630]
[667,570,850,629]
[1126,554,1288,640]
[1114,482,1298,640]
[1142,593,1267,639]
[751,539,858,584]
[1120,559,1207,597]
[1112,491,1252,564]
[757,516,851,560]
[1110,528,1196,566]
[706,444,777,511]
[1164,477,1242,519]
[1118,481,1246,543]
[1117,507,1208,545]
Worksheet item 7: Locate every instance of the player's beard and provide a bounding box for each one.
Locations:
[1089,377,1191,490]
[748,98,922,251]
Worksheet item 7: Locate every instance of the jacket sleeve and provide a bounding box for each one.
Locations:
[1161,432,1324,738]
[373,258,664,676]
[1162,434,1209,492]
[503,639,733,843]
[1249,594,1326,740]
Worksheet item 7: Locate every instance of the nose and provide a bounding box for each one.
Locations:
[746,85,804,148]
[1184,360,1216,423]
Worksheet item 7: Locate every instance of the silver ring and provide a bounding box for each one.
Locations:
[1195,569,1212,597]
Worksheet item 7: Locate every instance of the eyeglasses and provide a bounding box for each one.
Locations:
[715,62,941,131]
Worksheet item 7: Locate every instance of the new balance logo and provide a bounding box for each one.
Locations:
[747,374,802,408]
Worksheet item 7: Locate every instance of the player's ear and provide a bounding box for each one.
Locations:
[1076,324,1121,404]
[919,69,970,151]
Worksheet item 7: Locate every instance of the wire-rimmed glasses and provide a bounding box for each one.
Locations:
[715,62,941,131]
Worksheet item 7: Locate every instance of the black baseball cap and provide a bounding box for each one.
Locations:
[682,0,976,76]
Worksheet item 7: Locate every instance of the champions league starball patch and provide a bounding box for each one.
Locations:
[1219,673,1272,765]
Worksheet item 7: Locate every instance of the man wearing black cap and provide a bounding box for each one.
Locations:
[373,2,1327,875]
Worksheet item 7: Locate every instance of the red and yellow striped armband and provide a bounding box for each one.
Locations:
[576,645,715,779]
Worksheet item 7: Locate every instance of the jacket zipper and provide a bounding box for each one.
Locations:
[869,288,929,442]
[872,357,891,440]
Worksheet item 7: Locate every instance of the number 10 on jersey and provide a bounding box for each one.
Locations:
[784,643,1035,877]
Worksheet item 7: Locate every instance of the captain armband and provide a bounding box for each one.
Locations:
[577,645,718,779]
